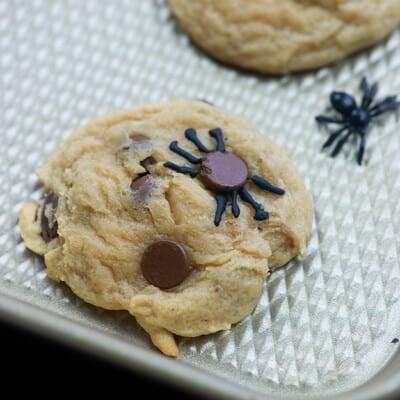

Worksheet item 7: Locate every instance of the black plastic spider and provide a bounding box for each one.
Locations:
[315,77,400,165]
[164,127,285,226]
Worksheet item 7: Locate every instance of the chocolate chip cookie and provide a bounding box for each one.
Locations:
[168,0,400,74]
[18,98,313,356]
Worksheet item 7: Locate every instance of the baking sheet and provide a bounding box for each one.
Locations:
[1,1,400,399]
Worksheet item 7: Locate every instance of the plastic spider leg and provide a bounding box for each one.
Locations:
[164,162,199,177]
[208,128,225,152]
[250,176,285,195]
[214,193,229,226]
[185,128,211,153]
[231,190,240,217]
[356,130,366,166]
[360,77,378,109]
[369,96,400,117]
[330,128,355,158]
[322,124,350,149]
[239,187,269,221]
[169,141,203,164]
[315,115,345,124]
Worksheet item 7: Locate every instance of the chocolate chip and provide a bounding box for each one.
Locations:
[140,156,156,172]
[40,192,58,242]
[129,134,150,143]
[392,338,399,343]
[130,174,153,201]
[200,152,248,192]
[141,240,192,289]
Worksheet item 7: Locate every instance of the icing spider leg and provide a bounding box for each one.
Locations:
[214,193,228,226]
[330,128,355,158]
[239,187,269,221]
[361,77,378,108]
[185,128,211,153]
[163,162,199,177]
[169,141,203,164]
[231,190,240,217]
[322,125,351,149]
[209,128,225,152]
[250,176,285,195]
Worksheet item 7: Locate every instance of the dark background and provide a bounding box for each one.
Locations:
[0,318,210,398]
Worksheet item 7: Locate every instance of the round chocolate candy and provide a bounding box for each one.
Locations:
[141,240,192,289]
[200,152,248,192]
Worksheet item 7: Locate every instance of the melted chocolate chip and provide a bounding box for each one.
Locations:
[129,134,150,143]
[130,174,153,201]
[200,152,248,192]
[140,156,156,172]
[141,240,192,289]
[40,192,59,242]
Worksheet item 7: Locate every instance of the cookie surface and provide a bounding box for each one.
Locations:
[168,0,400,74]
[18,98,312,356]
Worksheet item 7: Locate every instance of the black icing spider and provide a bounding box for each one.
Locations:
[315,77,400,165]
[164,128,285,226]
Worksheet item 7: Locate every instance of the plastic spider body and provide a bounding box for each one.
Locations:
[164,128,285,226]
[316,77,400,165]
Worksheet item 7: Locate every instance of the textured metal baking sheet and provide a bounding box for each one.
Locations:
[1,1,400,399]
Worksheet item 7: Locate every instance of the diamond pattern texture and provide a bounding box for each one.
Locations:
[1,1,400,398]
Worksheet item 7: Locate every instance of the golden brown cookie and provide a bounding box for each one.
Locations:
[167,0,400,74]
[18,98,313,356]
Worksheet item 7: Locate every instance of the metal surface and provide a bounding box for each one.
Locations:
[1,1,400,399]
